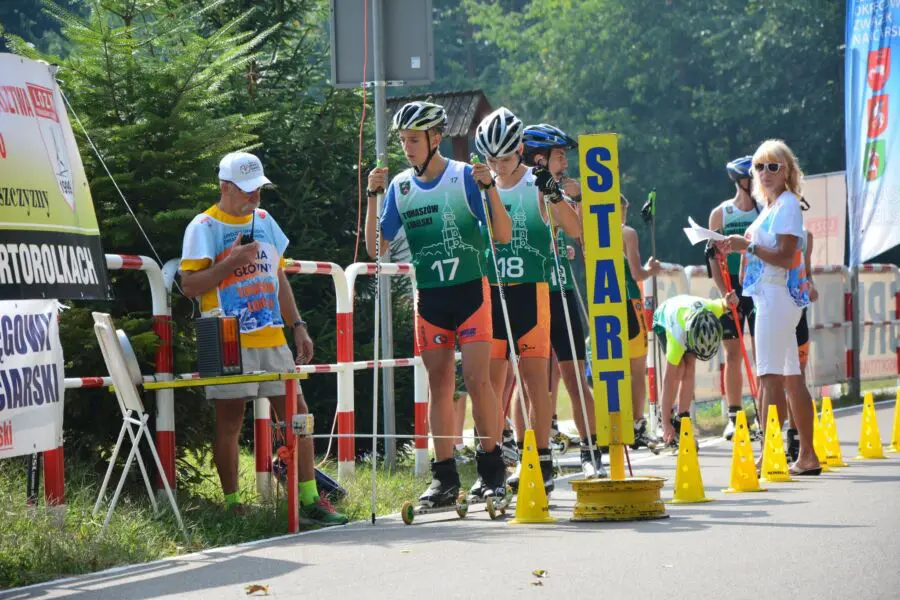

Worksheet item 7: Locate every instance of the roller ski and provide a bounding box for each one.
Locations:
[467,446,513,519]
[647,414,697,456]
[401,459,468,525]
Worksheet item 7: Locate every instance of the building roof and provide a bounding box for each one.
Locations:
[385,89,491,138]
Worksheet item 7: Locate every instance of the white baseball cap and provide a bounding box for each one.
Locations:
[218,152,272,192]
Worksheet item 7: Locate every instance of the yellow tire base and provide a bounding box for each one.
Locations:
[571,476,668,521]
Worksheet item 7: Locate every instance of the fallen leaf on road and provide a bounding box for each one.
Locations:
[532,569,547,578]
[531,580,544,587]
[400,549,411,554]
[245,584,269,595]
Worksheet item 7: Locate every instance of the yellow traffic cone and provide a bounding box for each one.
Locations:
[510,429,556,524]
[821,396,848,467]
[811,400,832,473]
[722,411,767,493]
[856,392,886,460]
[888,389,900,453]
[760,405,793,483]
[667,417,714,504]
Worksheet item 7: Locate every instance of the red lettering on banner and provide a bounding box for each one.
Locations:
[867,48,891,91]
[0,86,35,117]
[25,84,58,122]
[867,94,889,138]
[0,420,12,450]
[0,133,5,158]
[807,217,839,238]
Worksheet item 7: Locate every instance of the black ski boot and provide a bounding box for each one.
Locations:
[538,448,555,495]
[418,458,461,508]
[631,418,657,450]
[501,423,519,467]
[471,445,507,499]
[786,428,800,463]
[580,442,608,478]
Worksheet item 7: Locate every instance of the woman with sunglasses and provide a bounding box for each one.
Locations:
[716,140,820,476]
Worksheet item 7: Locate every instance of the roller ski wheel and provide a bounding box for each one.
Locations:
[484,485,513,519]
[401,492,468,525]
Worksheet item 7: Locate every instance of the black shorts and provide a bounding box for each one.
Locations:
[490,283,551,359]
[550,291,586,361]
[720,282,755,340]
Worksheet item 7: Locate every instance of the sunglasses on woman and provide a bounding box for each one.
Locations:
[754,162,783,173]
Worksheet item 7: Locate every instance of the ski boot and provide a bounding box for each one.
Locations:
[470,446,512,518]
[580,442,608,478]
[550,414,578,454]
[539,448,555,495]
[501,425,519,467]
[786,428,800,463]
[631,419,658,450]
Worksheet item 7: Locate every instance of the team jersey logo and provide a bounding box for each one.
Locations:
[399,181,411,195]
[433,333,448,345]
[726,206,734,214]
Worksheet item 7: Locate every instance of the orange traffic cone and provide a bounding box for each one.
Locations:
[856,393,886,460]
[667,417,714,504]
[722,411,766,493]
[760,405,793,483]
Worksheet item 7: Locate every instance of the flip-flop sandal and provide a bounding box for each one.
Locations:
[789,465,822,476]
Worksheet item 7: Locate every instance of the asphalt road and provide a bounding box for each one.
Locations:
[3,403,899,600]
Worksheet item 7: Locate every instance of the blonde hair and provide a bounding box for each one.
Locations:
[751,139,804,204]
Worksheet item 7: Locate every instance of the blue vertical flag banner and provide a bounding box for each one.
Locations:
[579,134,633,446]
[845,1,900,264]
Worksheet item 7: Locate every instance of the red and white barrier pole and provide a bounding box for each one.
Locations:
[253,397,273,501]
[285,378,299,533]
[413,326,429,477]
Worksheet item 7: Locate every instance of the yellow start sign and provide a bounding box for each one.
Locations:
[579,133,633,446]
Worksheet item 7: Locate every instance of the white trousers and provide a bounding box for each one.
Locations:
[752,284,802,377]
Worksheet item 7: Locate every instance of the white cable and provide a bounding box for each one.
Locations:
[58,88,173,282]
[544,189,599,477]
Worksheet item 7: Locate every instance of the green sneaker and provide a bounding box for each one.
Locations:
[299,497,348,526]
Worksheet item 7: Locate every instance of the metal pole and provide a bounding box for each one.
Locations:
[371,0,396,469]
[850,266,861,399]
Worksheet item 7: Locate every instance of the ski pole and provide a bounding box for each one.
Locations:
[370,155,386,525]
[541,164,599,477]
[716,253,759,405]
[471,155,531,437]
[641,189,662,432]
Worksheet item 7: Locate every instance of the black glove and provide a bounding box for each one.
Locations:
[533,166,562,204]
[703,239,718,278]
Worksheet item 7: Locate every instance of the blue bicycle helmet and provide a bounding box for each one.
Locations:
[523,124,577,150]
[726,156,753,182]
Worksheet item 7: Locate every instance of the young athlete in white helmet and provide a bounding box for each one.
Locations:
[473,108,584,493]
[365,101,513,507]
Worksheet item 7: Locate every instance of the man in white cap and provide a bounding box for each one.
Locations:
[179,152,347,524]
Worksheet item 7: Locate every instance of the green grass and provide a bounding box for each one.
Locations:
[0,448,475,590]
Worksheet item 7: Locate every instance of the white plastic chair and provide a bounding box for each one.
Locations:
[91,312,188,540]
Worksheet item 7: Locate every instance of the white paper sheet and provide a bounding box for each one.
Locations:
[683,216,727,245]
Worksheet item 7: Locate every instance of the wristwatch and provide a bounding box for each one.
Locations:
[366,189,379,198]
[747,243,757,256]
[292,319,308,330]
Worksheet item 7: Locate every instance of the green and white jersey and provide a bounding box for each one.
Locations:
[381,160,488,289]
[483,170,553,284]
[719,198,761,276]
[652,295,727,365]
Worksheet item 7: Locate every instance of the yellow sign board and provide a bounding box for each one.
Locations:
[579,133,633,446]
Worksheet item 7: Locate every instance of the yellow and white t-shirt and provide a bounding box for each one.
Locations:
[180,205,289,348]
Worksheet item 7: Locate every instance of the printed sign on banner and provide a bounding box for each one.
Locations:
[0,54,109,300]
[0,299,65,459]
[580,134,633,446]
[858,270,898,380]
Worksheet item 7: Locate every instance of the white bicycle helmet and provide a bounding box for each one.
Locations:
[474,107,524,159]
[392,101,447,132]
[685,309,723,362]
